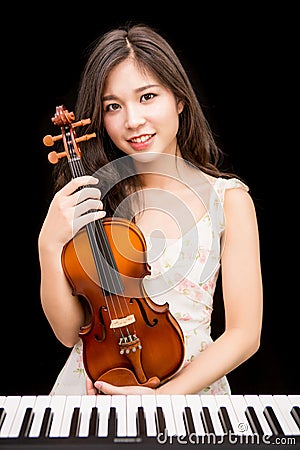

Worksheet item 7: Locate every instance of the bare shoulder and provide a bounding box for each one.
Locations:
[224,186,258,228]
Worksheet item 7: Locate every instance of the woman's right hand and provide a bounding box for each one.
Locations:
[38,175,107,346]
[39,175,106,250]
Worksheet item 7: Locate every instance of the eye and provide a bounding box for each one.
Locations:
[141,93,156,102]
[105,103,121,112]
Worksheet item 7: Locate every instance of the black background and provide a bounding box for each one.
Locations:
[2,4,298,396]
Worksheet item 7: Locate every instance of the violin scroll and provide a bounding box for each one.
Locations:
[43,105,96,164]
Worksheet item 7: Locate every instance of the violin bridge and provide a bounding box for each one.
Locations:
[110,314,136,329]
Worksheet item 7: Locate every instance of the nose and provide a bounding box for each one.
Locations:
[125,104,145,129]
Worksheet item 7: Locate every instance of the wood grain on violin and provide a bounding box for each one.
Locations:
[43,105,185,388]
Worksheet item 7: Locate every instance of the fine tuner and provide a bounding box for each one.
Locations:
[43,116,96,164]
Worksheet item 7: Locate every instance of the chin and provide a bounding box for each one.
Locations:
[130,151,164,164]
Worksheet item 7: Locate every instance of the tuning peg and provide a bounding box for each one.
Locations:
[43,134,62,146]
[43,132,96,148]
[73,118,92,127]
[76,132,97,143]
[47,151,67,164]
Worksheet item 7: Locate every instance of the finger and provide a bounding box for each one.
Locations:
[75,187,102,205]
[74,199,104,219]
[94,381,120,395]
[73,210,106,235]
[61,176,99,196]
[94,381,155,395]
[86,377,98,395]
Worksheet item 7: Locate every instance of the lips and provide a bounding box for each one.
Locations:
[128,133,155,143]
[127,133,155,150]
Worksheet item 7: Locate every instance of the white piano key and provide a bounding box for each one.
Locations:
[8,395,36,437]
[228,394,253,435]
[96,395,111,437]
[200,395,224,436]
[28,395,52,437]
[0,396,5,429]
[259,394,293,435]
[0,395,6,427]
[288,395,300,407]
[215,394,242,434]
[155,395,176,436]
[77,395,97,437]
[141,394,157,437]
[48,395,67,437]
[244,395,273,435]
[185,394,206,436]
[170,395,188,437]
[126,394,141,437]
[288,395,300,429]
[59,395,82,437]
[111,395,127,437]
[273,395,299,435]
[0,396,21,437]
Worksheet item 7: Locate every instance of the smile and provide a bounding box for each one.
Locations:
[128,134,154,143]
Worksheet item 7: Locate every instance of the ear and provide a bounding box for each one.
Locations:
[177,100,184,114]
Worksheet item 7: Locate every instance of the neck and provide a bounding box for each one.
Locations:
[133,152,191,189]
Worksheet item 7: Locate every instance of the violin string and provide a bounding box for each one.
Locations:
[69,141,132,342]
[89,196,136,339]
[70,129,136,339]
[92,217,137,335]
[67,137,114,319]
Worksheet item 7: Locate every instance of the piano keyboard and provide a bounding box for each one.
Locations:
[0,394,299,449]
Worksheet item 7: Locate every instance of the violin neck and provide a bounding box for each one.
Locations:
[67,147,124,296]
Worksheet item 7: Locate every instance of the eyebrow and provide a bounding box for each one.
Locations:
[102,84,160,102]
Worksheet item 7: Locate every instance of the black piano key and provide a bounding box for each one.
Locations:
[88,406,99,436]
[108,407,117,437]
[245,406,264,436]
[183,406,196,435]
[200,406,215,434]
[19,407,34,437]
[69,407,80,437]
[39,407,53,437]
[291,406,300,429]
[218,406,234,434]
[155,406,166,434]
[136,406,147,437]
[0,407,6,430]
[263,406,284,435]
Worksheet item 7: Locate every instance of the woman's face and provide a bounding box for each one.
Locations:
[102,58,183,163]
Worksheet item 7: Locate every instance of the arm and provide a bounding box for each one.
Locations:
[157,186,263,394]
[94,187,263,395]
[38,176,106,347]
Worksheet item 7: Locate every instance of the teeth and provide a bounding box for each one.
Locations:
[130,134,152,143]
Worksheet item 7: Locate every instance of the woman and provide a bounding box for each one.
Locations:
[38,23,263,396]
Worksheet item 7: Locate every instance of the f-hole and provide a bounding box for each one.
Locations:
[94,306,107,342]
[130,297,158,327]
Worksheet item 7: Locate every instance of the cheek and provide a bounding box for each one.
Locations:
[103,117,120,142]
[155,99,180,126]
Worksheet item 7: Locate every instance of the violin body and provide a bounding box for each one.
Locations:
[62,217,185,387]
[43,105,185,388]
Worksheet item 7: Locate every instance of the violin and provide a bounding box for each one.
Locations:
[43,105,185,388]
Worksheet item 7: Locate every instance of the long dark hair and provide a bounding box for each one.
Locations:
[52,23,235,217]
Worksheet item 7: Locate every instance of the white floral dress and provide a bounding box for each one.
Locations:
[50,176,248,395]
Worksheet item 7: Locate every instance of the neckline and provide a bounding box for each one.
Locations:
[143,211,209,242]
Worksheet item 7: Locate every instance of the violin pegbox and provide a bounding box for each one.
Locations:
[43,105,96,164]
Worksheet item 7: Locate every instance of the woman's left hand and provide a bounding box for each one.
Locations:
[86,377,156,395]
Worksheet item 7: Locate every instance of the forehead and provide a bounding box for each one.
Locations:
[104,58,159,91]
